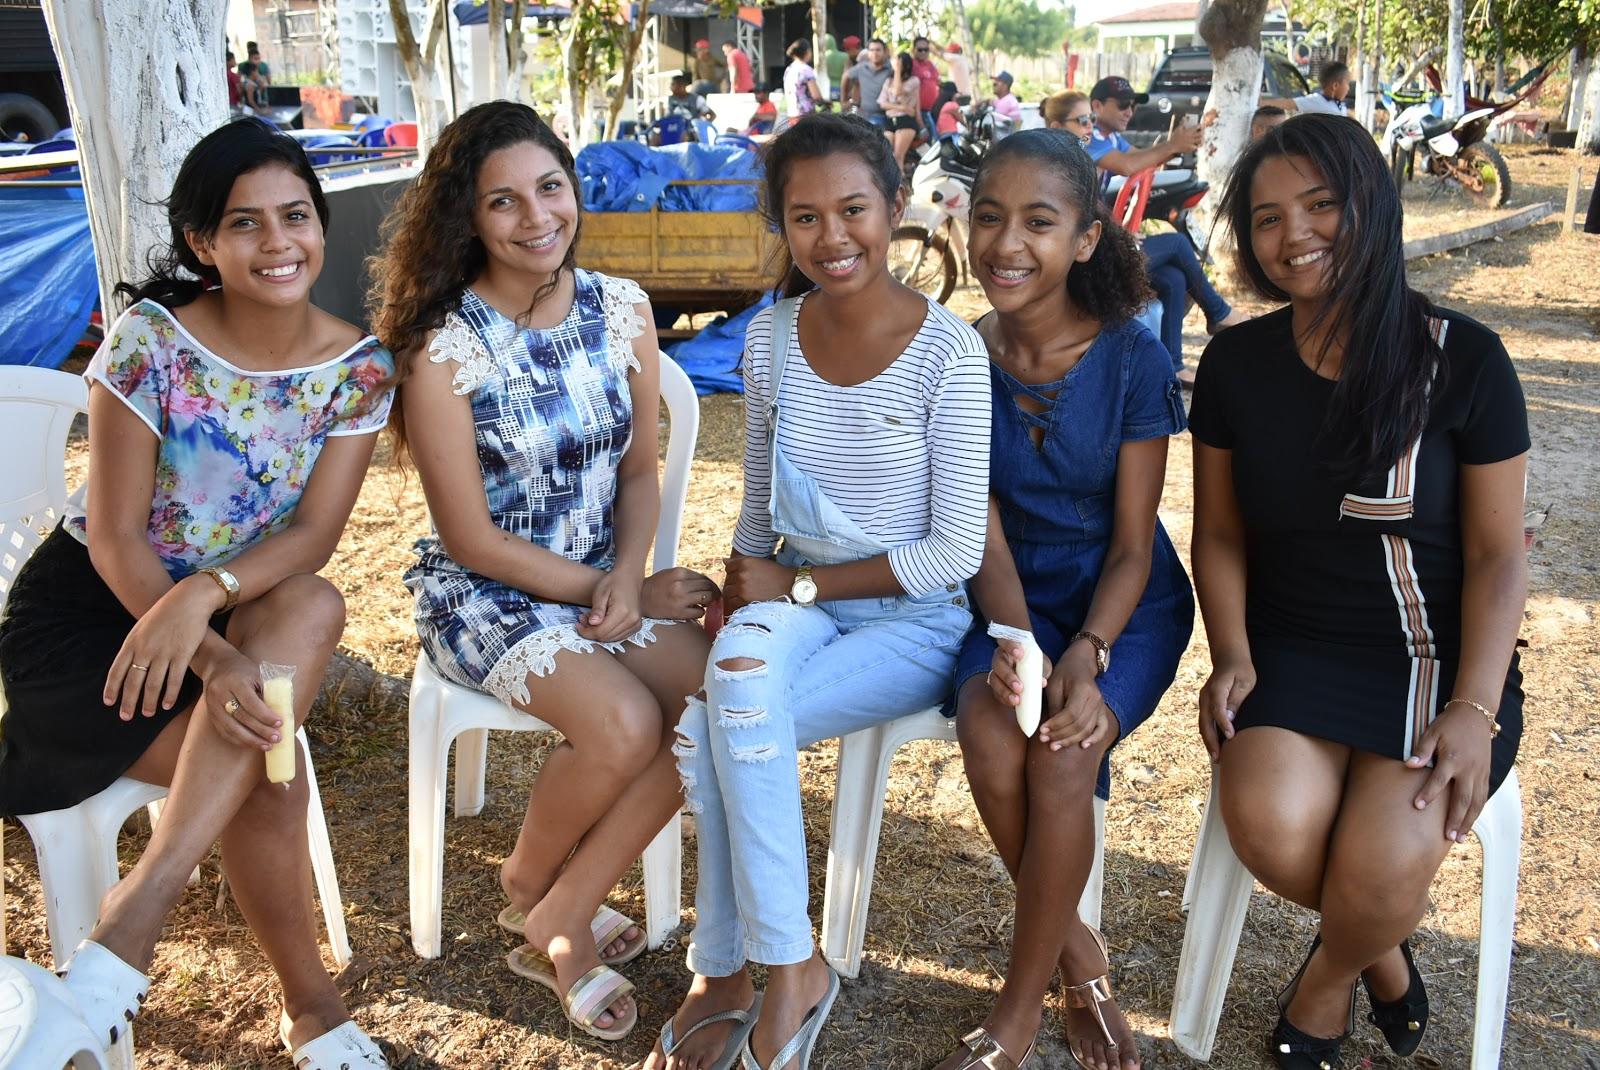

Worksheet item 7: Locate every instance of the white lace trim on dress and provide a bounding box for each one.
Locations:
[429,312,497,395]
[482,617,677,706]
[596,273,649,376]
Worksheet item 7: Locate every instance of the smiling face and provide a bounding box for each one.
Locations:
[185,163,324,306]
[472,140,579,278]
[1247,153,1341,303]
[968,157,1098,314]
[780,152,903,297]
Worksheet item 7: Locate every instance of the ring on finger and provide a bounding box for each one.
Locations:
[130,663,150,672]
[224,697,241,715]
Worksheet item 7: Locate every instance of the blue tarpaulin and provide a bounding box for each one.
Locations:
[0,191,98,368]
[576,141,760,213]
[665,293,768,395]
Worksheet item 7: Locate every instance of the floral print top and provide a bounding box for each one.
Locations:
[63,299,394,579]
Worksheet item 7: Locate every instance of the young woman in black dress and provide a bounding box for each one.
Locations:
[1188,114,1528,1069]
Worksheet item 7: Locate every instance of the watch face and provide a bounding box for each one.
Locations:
[793,577,819,604]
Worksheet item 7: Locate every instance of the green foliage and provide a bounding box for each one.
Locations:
[967,0,1070,58]
[1303,0,1597,63]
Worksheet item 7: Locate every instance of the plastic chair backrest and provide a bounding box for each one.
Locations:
[0,368,87,616]
[354,115,393,134]
[654,115,689,145]
[385,121,419,147]
[357,127,390,148]
[654,353,698,568]
[1113,167,1154,232]
[25,139,74,155]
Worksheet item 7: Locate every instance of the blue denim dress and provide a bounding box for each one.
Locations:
[952,316,1196,798]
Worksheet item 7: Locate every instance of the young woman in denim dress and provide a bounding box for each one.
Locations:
[370,103,718,1042]
[646,113,991,1070]
[939,130,1194,1070]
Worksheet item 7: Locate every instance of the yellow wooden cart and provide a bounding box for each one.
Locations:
[578,178,779,334]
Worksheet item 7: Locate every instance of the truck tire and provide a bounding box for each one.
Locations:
[0,93,60,144]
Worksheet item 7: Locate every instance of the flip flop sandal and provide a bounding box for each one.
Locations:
[496,903,647,967]
[739,966,839,1070]
[930,1027,1036,1070]
[278,1011,390,1069]
[657,993,764,1070]
[507,946,637,1042]
[60,940,149,1051]
[1063,926,1124,1070]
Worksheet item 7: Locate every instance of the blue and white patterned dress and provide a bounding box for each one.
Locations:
[406,269,675,705]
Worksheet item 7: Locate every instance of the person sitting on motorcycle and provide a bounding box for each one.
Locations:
[1085,76,1203,195]
[990,71,1023,125]
[1261,61,1352,117]
[934,80,963,141]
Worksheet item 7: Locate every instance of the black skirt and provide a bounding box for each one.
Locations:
[0,525,230,817]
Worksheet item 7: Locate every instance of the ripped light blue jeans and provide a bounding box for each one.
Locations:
[674,589,971,974]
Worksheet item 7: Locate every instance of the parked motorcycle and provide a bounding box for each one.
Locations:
[1380,100,1511,208]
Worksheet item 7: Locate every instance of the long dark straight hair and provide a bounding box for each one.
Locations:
[759,111,902,298]
[1220,113,1443,485]
[115,118,329,311]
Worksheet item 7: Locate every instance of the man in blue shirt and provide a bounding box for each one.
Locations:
[1085,76,1204,192]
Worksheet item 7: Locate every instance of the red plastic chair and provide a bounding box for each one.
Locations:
[385,121,419,147]
[1113,167,1155,233]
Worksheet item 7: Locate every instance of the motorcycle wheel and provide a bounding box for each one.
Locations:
[1389,139,1412,193]
[1457,142,1511,209]
[889,226,957,304]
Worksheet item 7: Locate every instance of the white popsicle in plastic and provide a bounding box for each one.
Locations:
[1015,635,1044,738]
[261,667,297,784]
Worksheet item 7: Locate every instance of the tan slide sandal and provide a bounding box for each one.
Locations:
[507,946,637,1042]
[497,903,647,967]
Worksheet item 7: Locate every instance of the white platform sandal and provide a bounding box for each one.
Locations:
[60,940,149,1051]
[279,1011,390,1069]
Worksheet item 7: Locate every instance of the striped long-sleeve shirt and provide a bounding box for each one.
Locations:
[732,295,992,596]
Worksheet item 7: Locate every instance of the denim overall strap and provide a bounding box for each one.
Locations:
[764,296,800,464]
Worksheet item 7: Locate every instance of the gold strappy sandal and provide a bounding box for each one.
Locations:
[930,1027,1035,1070]
[1063,926,1125,1070]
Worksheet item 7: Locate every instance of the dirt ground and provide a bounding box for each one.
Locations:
[3,146,1598,1069]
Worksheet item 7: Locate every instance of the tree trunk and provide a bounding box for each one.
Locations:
[1354,0,1370,126]
[605,0,650,141]
[1193,0,1268,260]
[1367,0,1383,129]
[1568,45,1591,131]
[1444,0,1464,119]
[811,0,829,98]
[41,0,227,319]
[488,0,508,98]
[507,0,528,102]
[561,3,592,150]
[390,0,448,151]
[1580,58,1600,155]
[1396,46,1439,94]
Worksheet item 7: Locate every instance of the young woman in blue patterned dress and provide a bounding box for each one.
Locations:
[370,102,717,1041]
[0,120,392,1068]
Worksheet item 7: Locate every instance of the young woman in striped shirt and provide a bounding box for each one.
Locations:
[647,112,992,1070]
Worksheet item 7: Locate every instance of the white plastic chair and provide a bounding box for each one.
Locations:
[0,367,351,1069]
[821,706,1107,979]
[1169,768,1522,1069]
[0,956,109,1069]
[407,354,700,958]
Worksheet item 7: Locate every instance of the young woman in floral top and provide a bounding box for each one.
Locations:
[0,120,393,1069]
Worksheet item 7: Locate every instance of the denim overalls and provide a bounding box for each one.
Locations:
[675,297,976,974]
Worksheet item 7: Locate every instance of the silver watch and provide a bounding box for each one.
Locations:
[789,565,818,607]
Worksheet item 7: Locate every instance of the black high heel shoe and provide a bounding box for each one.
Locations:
[1364,939,1429,1057]
[1270,936,1355,1070]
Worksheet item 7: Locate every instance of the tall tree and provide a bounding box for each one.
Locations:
[1444,0,1464,118]
[1192,0,1269,256]
[389,0,450,151]
[41,0,227,319]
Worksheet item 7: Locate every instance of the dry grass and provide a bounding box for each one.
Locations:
[3,147,1598,1069]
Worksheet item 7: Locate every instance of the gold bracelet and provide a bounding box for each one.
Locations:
[1443,698,1500,738]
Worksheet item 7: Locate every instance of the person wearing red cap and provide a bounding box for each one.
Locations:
[943,40,972,97]
[691,39,724,97]
[722,40,755,93]
[842,34,862,65]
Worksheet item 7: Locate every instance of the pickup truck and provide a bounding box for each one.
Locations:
[1126,45,1310,149]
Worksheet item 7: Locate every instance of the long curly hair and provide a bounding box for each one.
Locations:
[367,102,580,454]
[971,128,1153,324]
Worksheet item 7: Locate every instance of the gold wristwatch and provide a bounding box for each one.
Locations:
[197,566,241,612]
[789,565,818,607]
[1070,629,1111,676]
